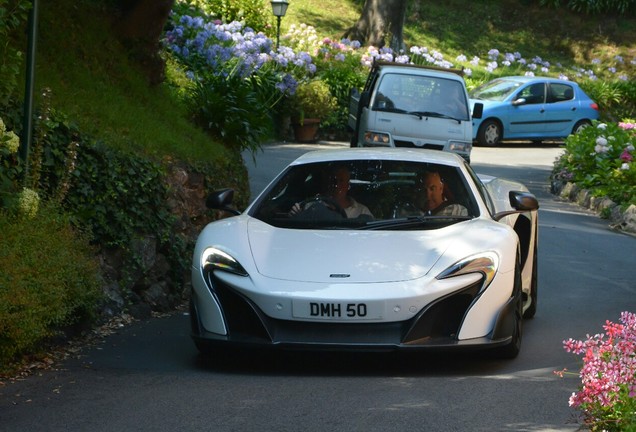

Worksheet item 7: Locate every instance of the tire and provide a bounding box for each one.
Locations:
[572,120,590,135]
[523,237,538,319]
[189,297,200,335]
[496,262,523,359]
[477,119,502,147]
[350,133,358,147]
[190,298,211,355]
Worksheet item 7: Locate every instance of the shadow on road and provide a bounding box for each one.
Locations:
[193,343,523,378]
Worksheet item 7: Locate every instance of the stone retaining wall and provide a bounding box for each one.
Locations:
[551,180,636,235]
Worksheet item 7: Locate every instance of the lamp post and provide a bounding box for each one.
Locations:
[270,0,289,51]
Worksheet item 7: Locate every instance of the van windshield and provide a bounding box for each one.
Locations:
[373,74,469,121]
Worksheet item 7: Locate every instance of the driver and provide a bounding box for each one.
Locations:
[290,166,373,219]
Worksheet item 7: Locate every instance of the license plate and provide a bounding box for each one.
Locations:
[292,300,382,320]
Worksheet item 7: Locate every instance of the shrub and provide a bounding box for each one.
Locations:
[553,121,636,207]
[314,38,367,130]
[581,79,636,122]
[559,311,636,431]
[290,79,337,124]
[173,0,274,35]
[0,1,30,104]
[208,0,273,34]
[540,0,636,15]
[164,18,316,152]
[0,116,23,208]
[0,204,103,369]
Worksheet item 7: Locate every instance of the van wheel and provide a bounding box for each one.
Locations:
[477,120,502,147]
[350,134,358,147]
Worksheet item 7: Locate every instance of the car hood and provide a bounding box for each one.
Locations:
[470,98,503,110]
[247,218,469,283]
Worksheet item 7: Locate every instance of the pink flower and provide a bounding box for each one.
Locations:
[560,312,636,428]
[620,149,633,162]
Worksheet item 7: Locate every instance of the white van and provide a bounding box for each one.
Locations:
[348,61,483,163]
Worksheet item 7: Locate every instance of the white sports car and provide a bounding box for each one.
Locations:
[190,148,539,358]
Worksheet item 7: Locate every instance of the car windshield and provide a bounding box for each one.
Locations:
[470,79,522,101]
[250,160,478,230]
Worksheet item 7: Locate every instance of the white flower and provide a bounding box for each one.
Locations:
[627,144,635,152]
[597,123,607,130]
[18,188,40,219]
[621,163,630,170]
[595,137,608,146]
[595,144,608,154]
[2,130,20,153]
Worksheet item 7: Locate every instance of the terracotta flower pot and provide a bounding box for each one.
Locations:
[292,118,320,143]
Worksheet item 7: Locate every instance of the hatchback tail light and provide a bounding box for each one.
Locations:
[591,103,599,110]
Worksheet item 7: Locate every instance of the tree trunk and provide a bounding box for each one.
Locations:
[116,0,175,85]
[343,0,408,52]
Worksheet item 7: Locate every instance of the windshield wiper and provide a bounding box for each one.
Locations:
[360,215,472,230]
[413,111,463,124]
[376,107,407,114]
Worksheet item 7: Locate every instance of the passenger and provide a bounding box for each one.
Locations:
[401,171,468,217]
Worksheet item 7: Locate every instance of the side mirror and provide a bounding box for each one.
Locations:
[512,98,526,106]
[509,191,539,211]
[493,191,539,221]
[472,102,483,119]
[206,188,241,215]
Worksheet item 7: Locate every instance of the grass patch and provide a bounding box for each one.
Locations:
[32,0,230,164]
[285,0,634,75]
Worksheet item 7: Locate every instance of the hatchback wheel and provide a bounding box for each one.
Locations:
[477,120,502,147]
[572,120,591,135]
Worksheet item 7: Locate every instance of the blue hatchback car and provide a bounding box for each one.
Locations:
[470,76,600,146]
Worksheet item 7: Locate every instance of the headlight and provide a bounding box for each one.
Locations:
[436,252,499,290]
[449,141,472,153]
[363,131,391,146]
[201,247,248,277]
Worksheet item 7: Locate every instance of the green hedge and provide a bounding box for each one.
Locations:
[0,205,102,369]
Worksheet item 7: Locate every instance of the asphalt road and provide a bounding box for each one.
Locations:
[1,142,634,432]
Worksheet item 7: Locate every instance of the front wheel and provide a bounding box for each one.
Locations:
[523,235,538,319]
[496,262,523,359]
[477,120,502,147]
